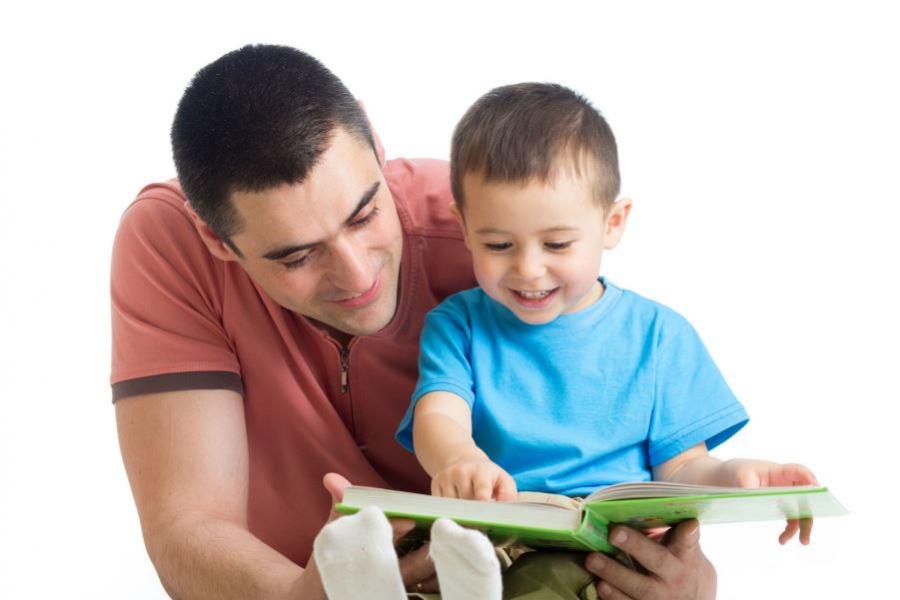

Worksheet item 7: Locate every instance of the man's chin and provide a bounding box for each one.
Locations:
[317,300,397,337]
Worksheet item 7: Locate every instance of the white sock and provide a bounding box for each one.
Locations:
[429,518,502,600]
[312,506,406,600]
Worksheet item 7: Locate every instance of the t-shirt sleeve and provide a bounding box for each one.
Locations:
[395,297,474,452]
[647,318,749,466]
[110,190,242,402]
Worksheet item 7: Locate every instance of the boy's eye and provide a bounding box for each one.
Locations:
[484,242,512,251]
[545,241,573,251]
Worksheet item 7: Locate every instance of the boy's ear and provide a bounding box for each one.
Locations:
[184,201,241,262]
[603,197,633,250]
[448,202,471,249]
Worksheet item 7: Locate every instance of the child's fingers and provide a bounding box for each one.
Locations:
[494,471,518,501]
[451,476,468,499]
[779,519,800,545]
[776,463,818,486]
[472,470,494,501]
[799,517,813,545]
[432,478,459,499]
[735,468,761,489]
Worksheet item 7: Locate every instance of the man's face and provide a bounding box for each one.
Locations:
[225,128,403,336]
[457,169,628,325]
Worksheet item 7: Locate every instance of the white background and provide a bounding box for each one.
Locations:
[1,1,898,598]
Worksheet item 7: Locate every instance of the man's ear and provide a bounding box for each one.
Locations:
[356,99,386,166]
[448,202,471,250]
[603,197,633,250]
[184,201,241,262]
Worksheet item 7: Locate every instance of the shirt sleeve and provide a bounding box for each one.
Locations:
[647,318,749,466]
[110,187,242,402]
[394,297,474,452]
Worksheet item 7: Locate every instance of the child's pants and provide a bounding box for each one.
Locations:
[407,551,600,600]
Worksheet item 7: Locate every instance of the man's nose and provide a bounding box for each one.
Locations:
[327,237,372,292]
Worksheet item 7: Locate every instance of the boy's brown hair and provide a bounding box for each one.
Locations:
[450,82,620,211]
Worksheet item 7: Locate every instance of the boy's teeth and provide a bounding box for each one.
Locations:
[517,290,550,299]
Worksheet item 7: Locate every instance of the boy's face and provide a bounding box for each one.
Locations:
[455,169,630,325]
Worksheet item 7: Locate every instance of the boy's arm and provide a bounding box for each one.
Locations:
[412,392,517,500]
[653,443,818,544]
[652,443,818,489]
[652,442,725,485]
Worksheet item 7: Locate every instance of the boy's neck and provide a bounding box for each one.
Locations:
[565,278,605,315]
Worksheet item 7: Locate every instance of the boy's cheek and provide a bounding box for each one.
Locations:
[471,256,502,283]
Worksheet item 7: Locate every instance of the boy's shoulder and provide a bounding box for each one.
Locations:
[429,286,488,317]
[607,280,693,335]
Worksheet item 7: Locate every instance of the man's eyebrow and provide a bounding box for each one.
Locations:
[262,181,381,261]
[474,225,580,235]
[343,181,381,225]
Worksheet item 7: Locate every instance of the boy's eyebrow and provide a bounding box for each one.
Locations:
[474,225,580,235]
[262,181,381,260]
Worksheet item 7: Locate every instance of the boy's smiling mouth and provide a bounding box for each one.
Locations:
[509,287,560,309]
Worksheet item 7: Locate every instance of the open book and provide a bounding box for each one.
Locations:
[336,482,847,553]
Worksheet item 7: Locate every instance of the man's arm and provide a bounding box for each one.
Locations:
[115,388,324,600]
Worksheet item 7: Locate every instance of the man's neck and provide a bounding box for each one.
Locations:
[320,323,354,347]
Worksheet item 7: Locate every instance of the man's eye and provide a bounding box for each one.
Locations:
[545,241,573,251]
[485,242,512,251]
[349,206,380,228]
[283,254,312,270]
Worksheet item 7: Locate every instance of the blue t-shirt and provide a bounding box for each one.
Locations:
[396,279,749,497]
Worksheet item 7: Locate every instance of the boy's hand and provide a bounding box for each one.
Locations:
[720,459,818,545]
[431,458,517,501]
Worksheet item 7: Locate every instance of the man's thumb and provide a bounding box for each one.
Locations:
[667,519,701,557]
[322,473,352,522]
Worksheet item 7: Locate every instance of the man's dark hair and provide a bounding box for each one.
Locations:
[450,82,620,211]
[171,44,376,254]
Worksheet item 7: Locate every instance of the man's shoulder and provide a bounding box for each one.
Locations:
[117,179,193,234]
[112,178,218,283]
[384,158,461,240]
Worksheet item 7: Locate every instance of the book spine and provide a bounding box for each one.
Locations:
[572,507,616,554]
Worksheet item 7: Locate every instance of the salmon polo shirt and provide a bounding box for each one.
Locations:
[110,158,476,566]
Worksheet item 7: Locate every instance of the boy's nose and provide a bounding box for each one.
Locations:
[514,249,546,281]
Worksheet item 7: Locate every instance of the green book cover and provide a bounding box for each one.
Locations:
[336,482,847,554]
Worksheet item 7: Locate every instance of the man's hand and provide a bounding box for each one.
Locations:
[585,520,716,600]
[320,473,439,593]
[430,458,518,501]
[719,459,818,544]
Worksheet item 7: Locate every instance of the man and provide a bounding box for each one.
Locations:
[111,44,716,599]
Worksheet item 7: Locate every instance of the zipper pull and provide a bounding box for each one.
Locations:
[340,347,349,394]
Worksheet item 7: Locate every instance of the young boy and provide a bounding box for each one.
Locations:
[313,83,817,600]
[395,82,817,536]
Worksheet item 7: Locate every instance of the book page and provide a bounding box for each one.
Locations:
[515,491,581,511]
[584,481,825,503]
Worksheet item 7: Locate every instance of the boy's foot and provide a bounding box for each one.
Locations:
[430,518,502,600]
[312,506,406,600]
